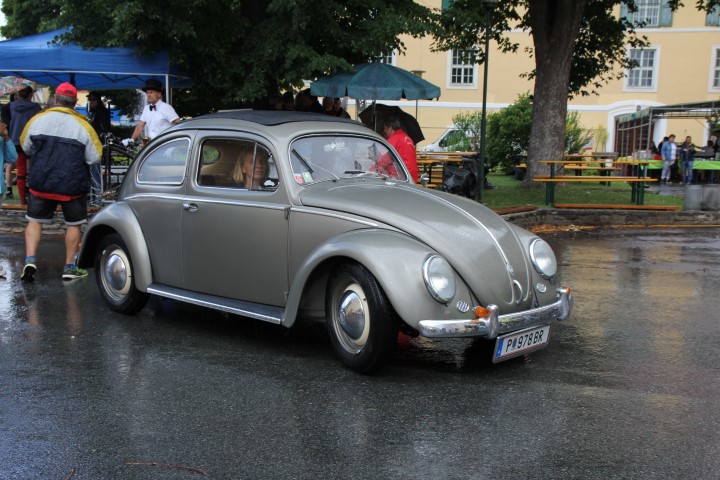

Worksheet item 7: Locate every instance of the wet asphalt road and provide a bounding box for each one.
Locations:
[1,228,720,480]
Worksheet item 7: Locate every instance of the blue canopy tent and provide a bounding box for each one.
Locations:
[0,28,191,97]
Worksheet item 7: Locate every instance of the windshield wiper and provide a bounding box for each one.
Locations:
[292,149,314,173]
[343,170,389,179]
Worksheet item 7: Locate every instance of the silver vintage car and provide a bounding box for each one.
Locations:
[77,111,573,373]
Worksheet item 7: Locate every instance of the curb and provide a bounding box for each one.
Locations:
[2,205,720,237]
[502,208,720,232]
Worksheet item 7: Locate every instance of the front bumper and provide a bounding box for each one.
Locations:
[418,287,573,339]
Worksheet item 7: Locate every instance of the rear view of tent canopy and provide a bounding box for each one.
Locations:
[0,29,191,91]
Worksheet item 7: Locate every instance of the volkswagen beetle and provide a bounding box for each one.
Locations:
[77,110,572,373]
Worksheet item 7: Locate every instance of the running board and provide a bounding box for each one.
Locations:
[146,284,284,325]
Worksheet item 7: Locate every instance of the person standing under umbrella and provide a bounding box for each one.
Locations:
[383,116,418,182]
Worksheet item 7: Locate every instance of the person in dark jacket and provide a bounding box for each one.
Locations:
[86,91,111,195]
[86,91,111,135]
[679,135,699,185]
[1,92,17,198]
[19,83,102,282]
[9,86,42,204]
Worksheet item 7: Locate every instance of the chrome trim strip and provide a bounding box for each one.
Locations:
[290,206,379,227]
[146,284,284,324]
[418,287,573,339]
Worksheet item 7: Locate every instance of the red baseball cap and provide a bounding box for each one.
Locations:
[56,82,77,98]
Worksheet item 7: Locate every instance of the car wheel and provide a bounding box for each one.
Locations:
[326,263,398,374]
[95,233,149,314]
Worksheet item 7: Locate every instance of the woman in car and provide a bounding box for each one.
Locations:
[240,148,271,190]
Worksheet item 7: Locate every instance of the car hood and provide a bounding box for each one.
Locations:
[298,181,535,312]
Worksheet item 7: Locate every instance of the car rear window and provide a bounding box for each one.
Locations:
[137,138,190,185]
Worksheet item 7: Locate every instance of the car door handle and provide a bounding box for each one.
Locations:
[182,202,199,212]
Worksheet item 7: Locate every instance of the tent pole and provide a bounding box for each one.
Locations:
[165,75,171,104]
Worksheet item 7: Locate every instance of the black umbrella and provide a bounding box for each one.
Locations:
[359,104,425,145]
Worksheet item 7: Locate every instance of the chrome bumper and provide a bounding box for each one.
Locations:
[418,287,573,339]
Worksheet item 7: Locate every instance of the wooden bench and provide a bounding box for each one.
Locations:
[533,175,657,206]
[554,203,678,211]
[533,175,650,182]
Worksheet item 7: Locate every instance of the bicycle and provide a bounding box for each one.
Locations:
[89,133,139,205]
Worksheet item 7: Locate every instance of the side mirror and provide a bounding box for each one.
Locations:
[419,172,430,186]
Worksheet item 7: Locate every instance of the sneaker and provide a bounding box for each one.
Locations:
[0,265,5,278]
[5,190,12,199]
[21,261,36,282]
[62,266,88,281]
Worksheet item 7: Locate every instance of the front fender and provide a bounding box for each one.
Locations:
[78,202,153,291]
[282,229,473,329]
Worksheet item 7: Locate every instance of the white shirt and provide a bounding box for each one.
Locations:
[139,99,179,139]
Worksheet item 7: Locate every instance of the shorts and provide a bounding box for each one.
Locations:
[25,193,88,226]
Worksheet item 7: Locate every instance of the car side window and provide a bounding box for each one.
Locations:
[197,138,278,191]
[137,138,190,185]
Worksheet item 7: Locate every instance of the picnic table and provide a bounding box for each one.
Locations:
[533,153,657,206]
[415,151,478,189]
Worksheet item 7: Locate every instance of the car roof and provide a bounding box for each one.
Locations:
[189,109,360,127]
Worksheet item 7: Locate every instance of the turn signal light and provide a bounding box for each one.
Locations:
[473,306,489,318]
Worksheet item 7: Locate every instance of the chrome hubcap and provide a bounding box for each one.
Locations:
[102,247,131,299]
[339,290,366,340]
[334,283,370,354]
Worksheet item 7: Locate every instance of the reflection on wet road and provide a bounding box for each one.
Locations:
[1,228,719,479]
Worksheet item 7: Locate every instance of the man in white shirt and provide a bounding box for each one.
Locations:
[128,79,181,143]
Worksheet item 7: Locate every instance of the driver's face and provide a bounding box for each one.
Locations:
[243,153,268,181]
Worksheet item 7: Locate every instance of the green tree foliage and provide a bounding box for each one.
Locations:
[1,0,434,115]
[482,94,589,174]
[447,111,483,151]
[565,111,590,155]
[485,93,533,174]
[0,0,64,39]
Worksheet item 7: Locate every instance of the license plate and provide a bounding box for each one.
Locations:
[493,325,550,363]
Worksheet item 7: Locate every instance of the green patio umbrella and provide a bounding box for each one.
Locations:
[310,63,441,101]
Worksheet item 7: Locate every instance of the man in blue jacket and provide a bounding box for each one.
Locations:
[20,83,102,281]
[660,134,677,184]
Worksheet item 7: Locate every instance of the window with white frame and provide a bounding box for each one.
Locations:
[376,51,395,65]
[621,0,673,27]
[713,47,720,90]
[628,0,662,26]
[449,49,477,87]
[627,48,658,89]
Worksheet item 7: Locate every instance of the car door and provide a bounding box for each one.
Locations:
[127,135,191,287]
[181,134,289,306]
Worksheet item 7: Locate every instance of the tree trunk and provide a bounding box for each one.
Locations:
[525,0,586,183]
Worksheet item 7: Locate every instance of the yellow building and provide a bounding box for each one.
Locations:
[372,1,720,151]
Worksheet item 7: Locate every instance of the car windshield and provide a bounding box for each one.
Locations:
[289,135,409,185]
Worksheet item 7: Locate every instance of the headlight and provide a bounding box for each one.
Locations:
[530,238,557,279]
[422,255,456,304]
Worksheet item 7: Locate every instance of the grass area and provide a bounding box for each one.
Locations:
[482,173,685,210]
[1,172,685,210]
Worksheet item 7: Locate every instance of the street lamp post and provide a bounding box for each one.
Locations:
[476,0,497,203]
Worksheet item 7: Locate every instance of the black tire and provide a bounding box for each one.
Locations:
[94,233,149,314]
[326,263,398,374]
